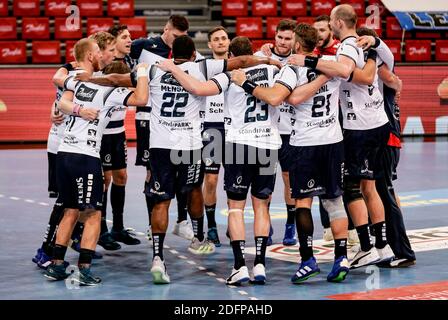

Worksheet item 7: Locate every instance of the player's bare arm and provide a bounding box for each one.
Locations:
[156,59,220,96]
[286,75,331,105]
[75,72,133,87]
[57,91,99,121]
[125,66,150,106]
[227,55,282,71]
[288,54,354,79]
[50,100,64,125]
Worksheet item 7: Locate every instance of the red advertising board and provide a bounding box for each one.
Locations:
[0,42,27,64]
[22,18,50,40]
[252,0,277,17]
[0,66,447,142]
[45,0,72,16]
[119,17,147,39]
[78,0,103,17]
[54,17,83,40]
[108,0,134,17]
[222,0,248,17]
[0,0,9,16]
[0,18,17,40]
[13,0,40,16]
[87,18,114,35]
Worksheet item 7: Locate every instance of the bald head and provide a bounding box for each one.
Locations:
[331,4,357,29]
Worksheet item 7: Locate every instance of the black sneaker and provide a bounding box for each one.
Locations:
[77,267,102,286]
[207,227,221,247]
[98,232,122,251]
[44,263,69,281]
[111,229,141,245]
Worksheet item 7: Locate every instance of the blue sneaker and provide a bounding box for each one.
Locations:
[291,257,320,284]
[282,224,297,246]
[207,227,221,247]
[327,255,350,283]
[267,225,274,246]
[37,251,53,270]
[32,248,43,264]
[44,263,69,281]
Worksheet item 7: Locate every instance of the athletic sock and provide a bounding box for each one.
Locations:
[356,224,373,252]
[334,238,348,258]
[176,191,188,223]
[231,240,246,269]
[191,216,205,241]
[152,233,166,260]
[100,189,108,234]
[295,207,314,261]
[254,236,268,266]
[41,203,65,256]
[286,204,296,225]
[205,204,217,229]
[111,183,125,232]
[373,221,387,249]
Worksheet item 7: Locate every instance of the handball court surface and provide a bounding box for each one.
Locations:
[1,138,447,300]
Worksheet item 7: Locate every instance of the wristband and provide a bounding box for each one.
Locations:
[72,103,82,116]
[241,80,258,95]
[137,67,147,78]
[367,49,378,61]
[373,37,381,48]
[304,56,319,69]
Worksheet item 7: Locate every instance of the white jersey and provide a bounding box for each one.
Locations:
[47,69,84,154]
[337,36,389,130]
[92,70,128,135]
[276,58,343,147]
[212,64,282,150]
[255,49,293,135]
[148,59,227,150]
[58,77,133,158]
[204,86,225,124]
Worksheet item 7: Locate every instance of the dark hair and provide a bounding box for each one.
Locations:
[103,61,131,75]
[295,23,318,53]
[208,26,228,41]
[315,15,330,23]
[172,35,196,59]
[229,36,253,56]
[357,27,378,37]
[108,24,128,37]
[276,19,296,32]
[168,15,189,32]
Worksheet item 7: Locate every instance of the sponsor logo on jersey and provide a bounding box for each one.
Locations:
[76,84,98,102]
[154,181,160,190]
[307,179,315,188]
[236,176,243,184]
[161,71,189,87]
[143,150,150,159]
[104,154,111,163]
[246,68,268,82]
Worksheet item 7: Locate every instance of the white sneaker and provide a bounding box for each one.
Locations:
[376,244,395,263]
[226,266,250,285]
[172,220,194,240]
[188,237,215,255]
[150,256,170,284]
[323,228,334,242]
[252,263,266,284]
[348,229,360,245]
[350,246,381,269]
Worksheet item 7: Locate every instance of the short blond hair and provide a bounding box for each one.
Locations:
[73,38,96,62]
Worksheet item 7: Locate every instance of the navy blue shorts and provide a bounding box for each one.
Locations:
[47,152,58,198]
[202,122,225,174]
[100,131,127,171]
[289,141,344,199]
[135,119,150,167]
[223,143,278,200]
[343,123,390,180]
[147,148,204,202]
[279,134,293,173]
[56,152,103,211]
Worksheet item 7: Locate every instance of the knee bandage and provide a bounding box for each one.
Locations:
[343,178,363,204]
[321,196,346,222]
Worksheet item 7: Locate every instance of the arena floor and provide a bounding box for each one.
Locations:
[1,139,447,300]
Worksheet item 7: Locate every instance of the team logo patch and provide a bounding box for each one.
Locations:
[205,158,213,166]
[154,182,160,190]
[104,154,111,163]
[307,179,315,188]
[75,84,98,102]
[236,176,243,184]
[143,150,150,159]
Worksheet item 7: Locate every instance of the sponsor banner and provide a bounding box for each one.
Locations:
[22,18,50,40]
[245,226,448,263]
[222,0,248,17]
[0,42,27,64]
[0,69,136,142]
[32,41,60,64]
[327,281,448,300]
[0,18,17,40]
[252,0,277,17]
[13,0,40,16]
[87,18,114,35]
[0,66,447,142]
[45,0,72,16]
[108,0,134,17]
[381,0,448,30]
[281,0,307,17]
[78,0,103,17]
[236,17,263,38]
[119,17,147,39]
[0,0,8,16]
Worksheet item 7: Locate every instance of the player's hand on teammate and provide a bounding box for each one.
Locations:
[156,59,176,72]
[79,107,99,121]
[51,109,65,125]
[260,43,274,57]
[269,58,283,70]
[135,63,149,70]
[74,72,91,82]
[357,35,376,50]
[287,54,306,67]
[231,69,247,86]
[395,77,403,102]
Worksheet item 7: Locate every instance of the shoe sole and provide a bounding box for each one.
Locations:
[172,231,194,241]
[98,243,122,251]
[44,273,69,281]
[226,277,250,286]
[188,247,215,255]
[283,240,297,246]
[328,269,349,283]
[250,275,266,285]
[291,270,320,284]
[151,270,170,284]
